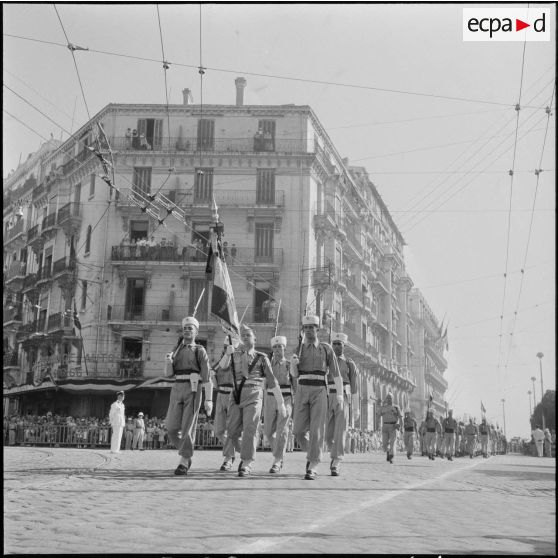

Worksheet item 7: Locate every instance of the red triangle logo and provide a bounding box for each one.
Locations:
[516,19,530,32]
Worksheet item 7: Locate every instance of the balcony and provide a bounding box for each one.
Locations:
[61,148,96,176]
[26,223,44,253]
[52,256,77,279]
[4,218,27,250]
[3,351,19,368]
[111,244,184,264]
[110,136,307,155]
[47,312,74,334]
[228,247,284,267]
[57,202,82,237]
[425,341,448,369]
[3,307,23,327]
[4,261,27,289]
[108,305,191,324]
[344,226,363,259]
[40,212,58,240]
[36,265,53,286]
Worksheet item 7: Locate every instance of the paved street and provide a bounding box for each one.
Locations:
[4,447,555,555]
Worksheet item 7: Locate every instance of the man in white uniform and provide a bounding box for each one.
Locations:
[109,391,126,453]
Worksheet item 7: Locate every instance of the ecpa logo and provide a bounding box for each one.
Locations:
[463,8,550,41]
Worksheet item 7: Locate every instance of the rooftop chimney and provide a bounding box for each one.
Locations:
[235,77,247,106]
[182,88,193,105]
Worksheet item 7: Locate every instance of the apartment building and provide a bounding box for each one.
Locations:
[409,288,449,418]
[3,79,441,423]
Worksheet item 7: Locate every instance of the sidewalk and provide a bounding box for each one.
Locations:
[4,447,555,555]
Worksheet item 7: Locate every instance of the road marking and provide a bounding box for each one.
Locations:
[236,459,483,553]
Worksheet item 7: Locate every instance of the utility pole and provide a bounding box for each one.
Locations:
[536,352,545,429]
[501,398,506,438]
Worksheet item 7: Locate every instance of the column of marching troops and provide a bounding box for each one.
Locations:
[121,313,505,479]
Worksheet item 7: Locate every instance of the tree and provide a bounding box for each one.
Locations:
[531,390,555,430]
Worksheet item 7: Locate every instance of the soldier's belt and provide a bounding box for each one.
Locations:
[218,387,233,394]
[445,429,455,433]
[384,422,397,425]
[328,385,351,395]
[405,428,415,432]
[267,390,292,396]
[298,371,327,385]
[427,428,436,432]
[243,379,263,386]
[173,370,199,381]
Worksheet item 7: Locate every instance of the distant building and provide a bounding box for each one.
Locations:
[3,79,443,422]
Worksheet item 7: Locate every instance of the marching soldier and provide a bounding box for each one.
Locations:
[479,418,490,458]
[464,417,478,458]
[221,325,287,477]
[424,409,441,460]
[442,409,458,461]
[325,332,359,476]
[376,393,403,463]
[403,410,418,459]
[419,418,427,456]
[165,316,213,475]
[212,337,241,471]
[456,420,465,457]
[290,315,343,480]
[264,335,294,473]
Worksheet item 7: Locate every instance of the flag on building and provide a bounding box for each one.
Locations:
[208,239,240,337]
[481,401,486,415]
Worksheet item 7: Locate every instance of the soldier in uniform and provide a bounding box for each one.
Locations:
[419,418,427,456]
[212,337,240,471]
[442,409,458,461]
[165,316,213,475]
[424,409,441,460]
[325,332,359,476]
[464,417,478,458]
[456,421,465,457]
[264,335,294,473]
[403,411,418,459]
[221,325,287,477]
[478,417,490,458]
[290,315,343,480]
[376,392,403,463]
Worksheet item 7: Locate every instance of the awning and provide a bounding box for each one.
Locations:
[135,377,174,389]
[3,380,57,396]
[56,378,142,394]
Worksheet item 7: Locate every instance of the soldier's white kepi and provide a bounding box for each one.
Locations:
[271,335,287,347]
[182,316,199,329]
[302,315,320,327]
[331,332,348,344]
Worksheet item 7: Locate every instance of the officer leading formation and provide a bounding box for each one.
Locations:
[109,312,508,476]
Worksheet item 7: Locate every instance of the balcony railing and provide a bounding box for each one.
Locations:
[57,202,82,223]
[52,256,77,276]
[228,247,283,266]
[47,312,73,332]
[61,148,96,175]
[36,265,52,282]
[4,261,27,281]
[22,273,37,290]
[41,213,57,230]
[26,224,40,243]
[3,351,19,367]
[5,218,25,242]
[111,244,184,263]
[3,307,22,324]
[110,136,308,155]
[108,305,195,323]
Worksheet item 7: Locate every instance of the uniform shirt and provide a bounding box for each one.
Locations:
[479,422,489,435]
[231,348,278,388]
[271,357,291,387]
[109,400,126,427]
[464,423,478,436]
[328,354,358,392]
[379,404,402,426]
[532,428,545,443]
[298,339,340,378]
[442,417,458,431]
[403,416,418,432]
[214,361,234,388]
[172,342,210,383]
[424,416,441,432]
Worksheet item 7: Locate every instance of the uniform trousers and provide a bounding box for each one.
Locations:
[125,429,133,449]
[466,435,476,456]
[110,425,124,452]
[226,385,264,463]
[534,440,543,457]
[325,392,349,461]
[480,434,489,455]
[420,434,427,454]
[443,432,456,457]
[382,423,398,455]
[214,392,239,459]
[544,439,551,457]
[455,435,462,455]
[425,431,438,455]
[403,431,415,455]
[132,429,144,449]
[264,393,292,462]
[293,384,328,464]
[165,381,202,459]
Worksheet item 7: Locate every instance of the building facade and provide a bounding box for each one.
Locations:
[3,79,444,423]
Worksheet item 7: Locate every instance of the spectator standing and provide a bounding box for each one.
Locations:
[109,391,126,453]
[532,425,545,457]
[125,128,132,148]
[132,412,146,450]
[124,418,134,449]
[543,428,552,457]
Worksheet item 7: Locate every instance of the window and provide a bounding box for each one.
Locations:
[256,169,275,204]
[74,183,81,204]
[194,168,213,202]
[125,278,145,319]
[255,223,274,263]
[122,338,143,359]
[253,280,272,322]
[197,119,215,151]
[89,174,95,198]
[130,221,149,242]
[189,278,208,319]
[85,225,92,254]
[136,119,163,149]
[256,120,276,151]
[133,167,152,195]
[81,280,88,310]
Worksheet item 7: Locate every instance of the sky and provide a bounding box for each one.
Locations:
[3,2,555,438]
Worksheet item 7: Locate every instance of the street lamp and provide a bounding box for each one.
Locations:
[501,398,506,438]
[536,352,545,429]
[527,390,532,416]
[530,376,537,409]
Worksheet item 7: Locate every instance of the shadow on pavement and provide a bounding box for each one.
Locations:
[440,535,555,556]
[473,469,555,482]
